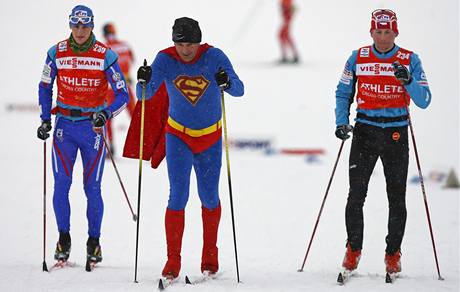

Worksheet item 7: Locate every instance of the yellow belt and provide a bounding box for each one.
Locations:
[167,117,222,138]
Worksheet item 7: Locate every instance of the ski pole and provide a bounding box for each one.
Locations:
[392,61,443,280]
[134,59,148,283]
[404,95,443,280]
[101,134,137,222]
[42,140,48,272]
[407,111,443,280]
[221,89,240,283]
[298,140,345,272]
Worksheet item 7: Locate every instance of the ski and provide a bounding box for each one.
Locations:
[385,272,397,283]
[158,277,179,290]
[338,270,398,284]
[49,260,76,272]
[337,269,352,285]
[185,271,217,285]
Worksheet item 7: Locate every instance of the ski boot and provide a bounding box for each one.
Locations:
[86,237,102,272]
[385,250,401,274]
[385,249,401,283]
[337,243,361,284]
[54,232,71,263]
[342,243,361,271]
[291,55,300,64]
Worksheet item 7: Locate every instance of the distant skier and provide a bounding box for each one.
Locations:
[125,17,244,280]
[36,5,129,269]
[102,22,136,156]
[279,0,299,63]
[334,9,431,280]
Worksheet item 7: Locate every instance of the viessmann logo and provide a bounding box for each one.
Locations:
[56,57,104,70]
[174,75,210,106]
[356,63,395,76]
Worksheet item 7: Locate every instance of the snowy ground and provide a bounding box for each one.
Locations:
[0,0,458,291]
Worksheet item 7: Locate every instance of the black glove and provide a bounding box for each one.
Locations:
[137,59,152,85]
[215,69,230,90]
[92,110,110,128]
[392,61,412,85]
[335,125,354,140]
[37,120,52,140]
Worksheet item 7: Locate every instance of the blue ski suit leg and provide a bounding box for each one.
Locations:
[166,133,222,211]
[51,118,106,238]
[194,139,222,209]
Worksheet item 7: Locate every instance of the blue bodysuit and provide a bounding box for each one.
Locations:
[38,35,129,238]
[136,44,244,210]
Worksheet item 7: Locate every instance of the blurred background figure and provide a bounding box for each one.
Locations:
[279,0,299,64]
[103,22,136,156]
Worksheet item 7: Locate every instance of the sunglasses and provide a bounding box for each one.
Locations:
[69,15,93,25]
[371,9,396,17]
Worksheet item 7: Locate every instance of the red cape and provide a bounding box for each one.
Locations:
[122,44,213,168]
[122,82,169,168]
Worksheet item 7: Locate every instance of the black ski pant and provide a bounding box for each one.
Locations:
[345,122,409,254]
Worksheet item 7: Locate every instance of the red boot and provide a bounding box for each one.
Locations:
[201,204,221,274]
[385,250,401,274]
[162,208,185,279]
[342,243,361,271]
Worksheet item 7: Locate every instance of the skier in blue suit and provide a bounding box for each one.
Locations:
[37,5,129,268]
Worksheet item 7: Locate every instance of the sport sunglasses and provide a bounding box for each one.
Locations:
[69,15,93,25]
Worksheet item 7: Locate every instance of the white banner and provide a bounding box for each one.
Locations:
[56,57,104,70]
[356,63,397,76]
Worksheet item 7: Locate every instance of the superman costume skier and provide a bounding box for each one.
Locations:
[123,17,244,279]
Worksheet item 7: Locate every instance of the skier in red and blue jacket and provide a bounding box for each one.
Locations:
[36,5,129,267]
[131,17,244,279]
[335,9,431,277]
[102,22,136,156]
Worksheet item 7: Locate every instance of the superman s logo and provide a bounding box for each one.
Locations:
[173,75,210,106]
